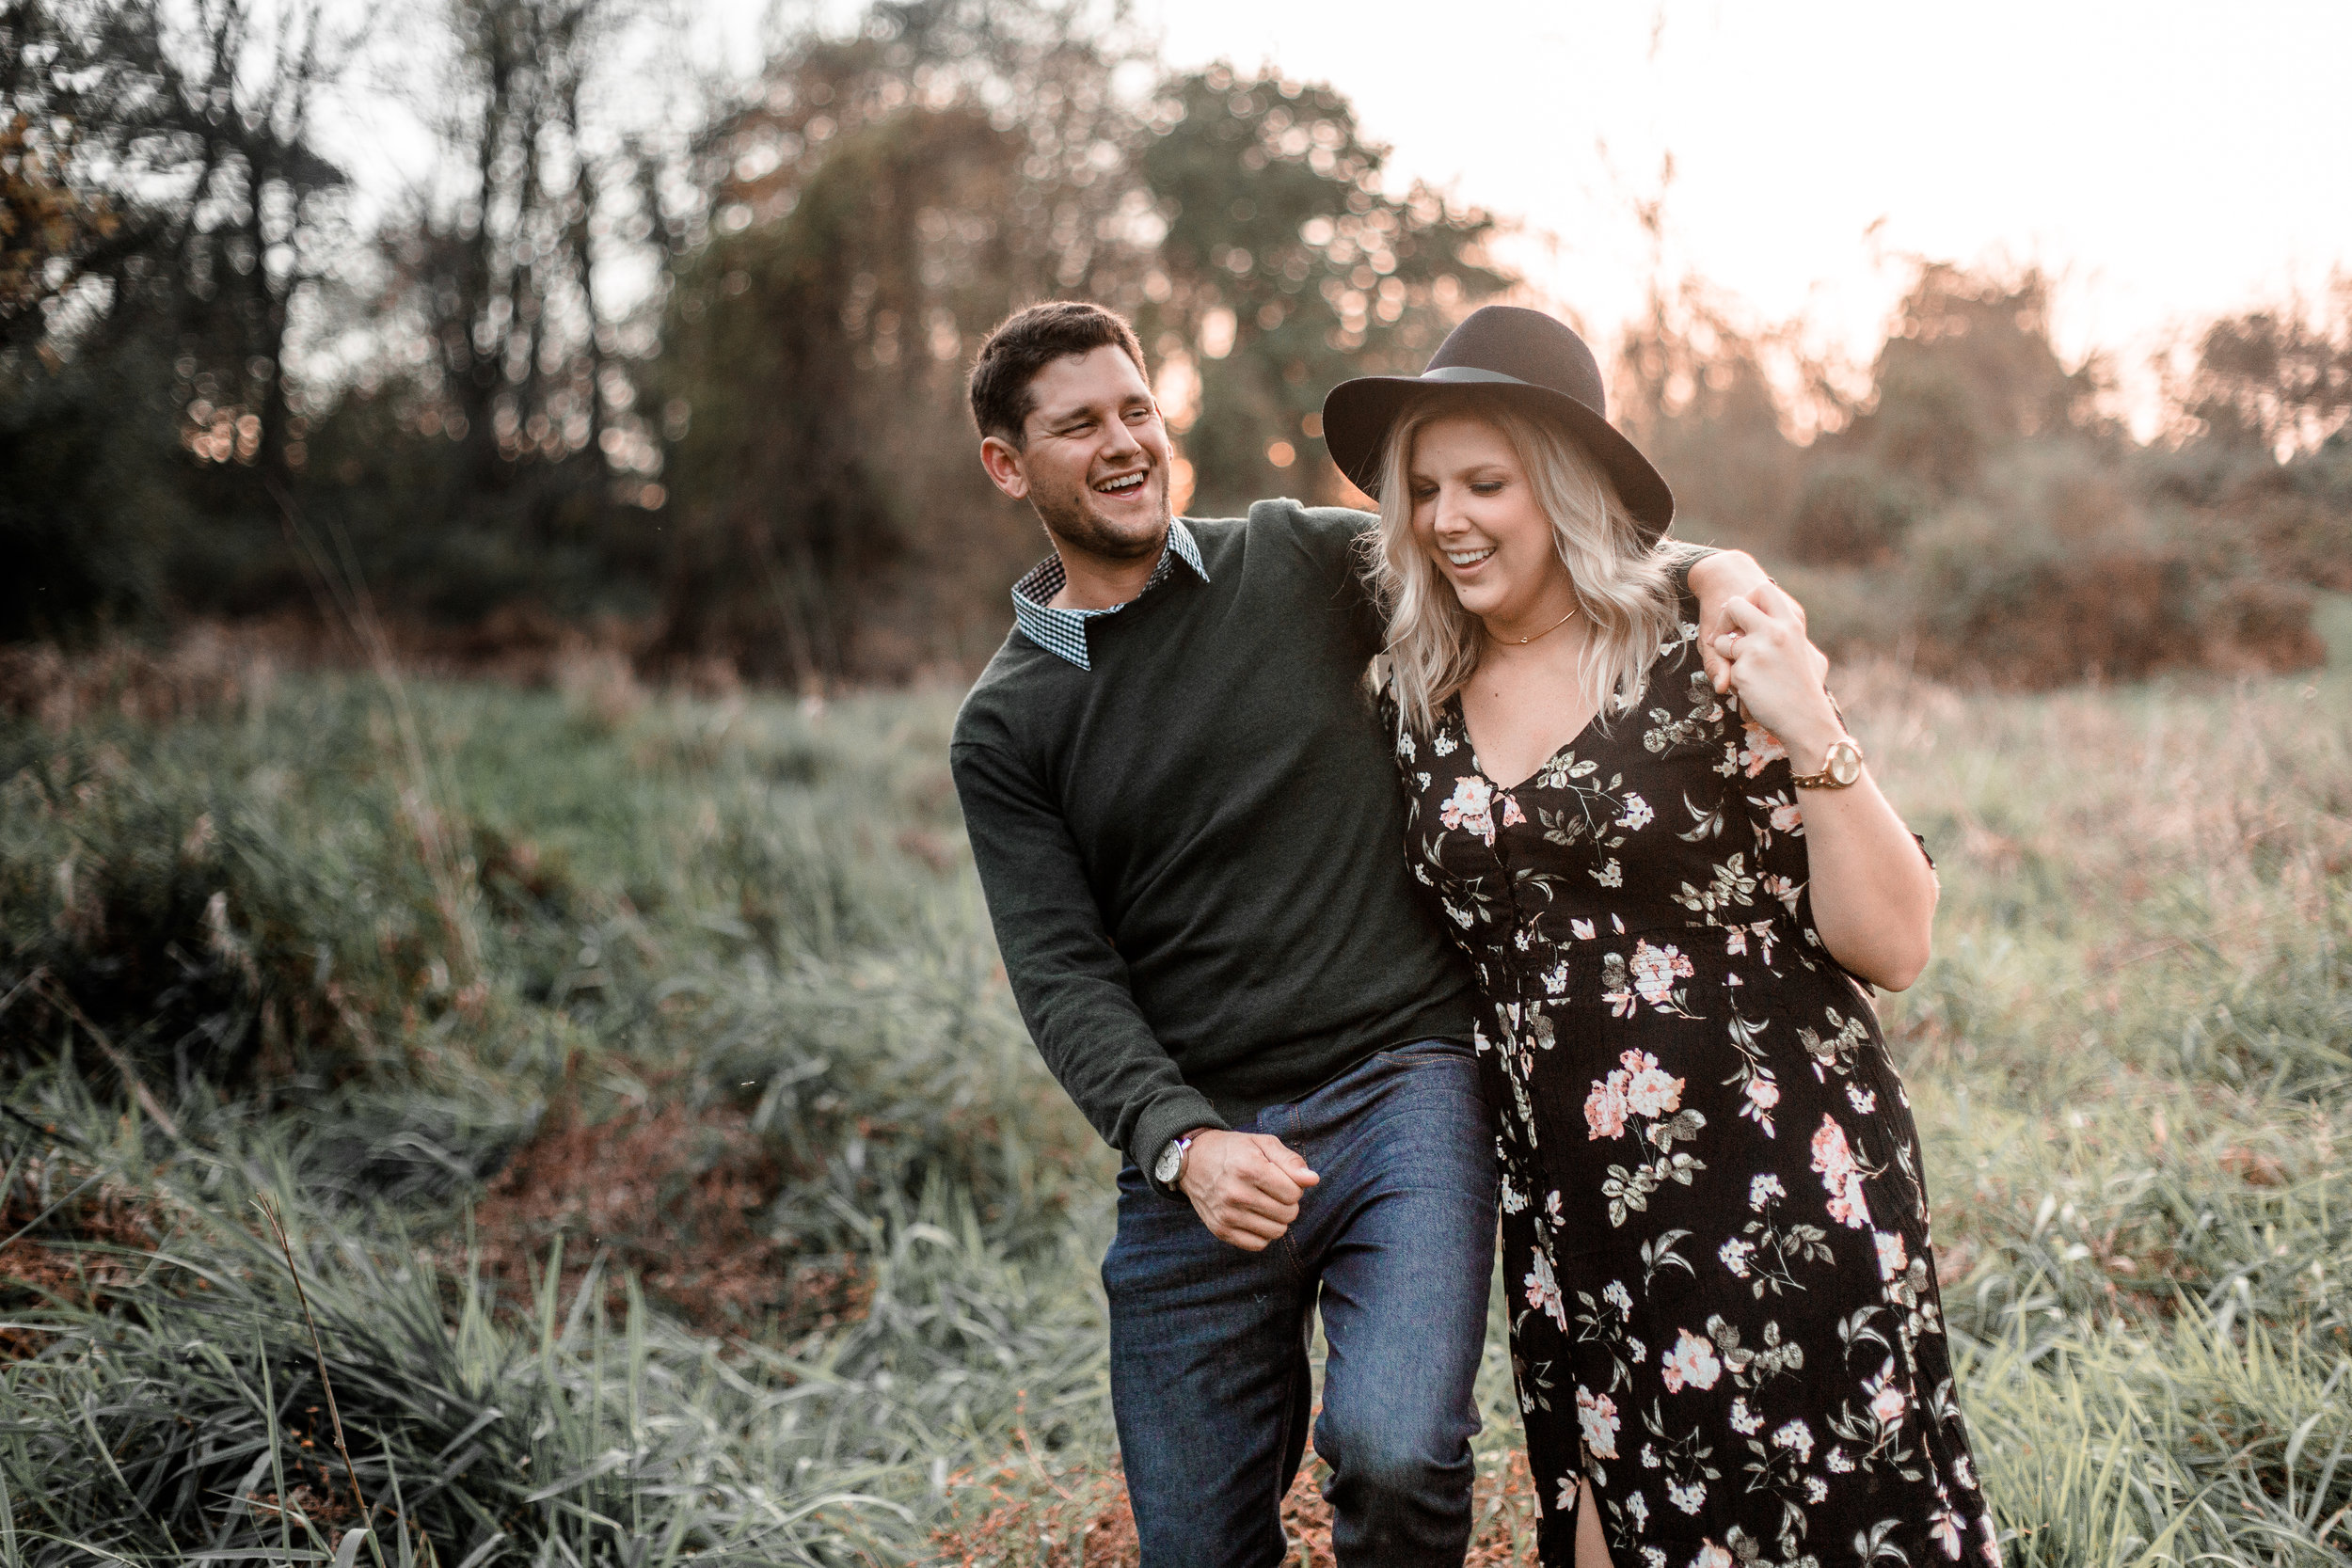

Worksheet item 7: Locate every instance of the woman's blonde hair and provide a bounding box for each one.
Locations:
[1365,389,1682,736]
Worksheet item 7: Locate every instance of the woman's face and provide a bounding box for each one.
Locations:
[1406,412,1570,626]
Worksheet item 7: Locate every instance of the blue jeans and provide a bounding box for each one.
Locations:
[1103,1040,1498,1567]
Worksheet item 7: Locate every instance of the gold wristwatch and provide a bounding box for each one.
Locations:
[1791,736,1865,789]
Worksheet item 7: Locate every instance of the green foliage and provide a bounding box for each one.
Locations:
[4,626,2350,1560]
[1134,64,1512,514]
[653,32,1514,681]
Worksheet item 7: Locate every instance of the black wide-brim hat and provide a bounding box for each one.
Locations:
[1321,304,1675,541]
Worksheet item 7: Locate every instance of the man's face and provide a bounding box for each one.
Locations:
[981,345,1173,563]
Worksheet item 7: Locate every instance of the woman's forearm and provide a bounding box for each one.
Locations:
[1793,765,1939,990]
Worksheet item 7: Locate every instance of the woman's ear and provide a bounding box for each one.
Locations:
[979,434,1030,500]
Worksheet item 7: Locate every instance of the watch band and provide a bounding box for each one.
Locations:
[1791,736,1864,790]
[1155,1130,1200,1191]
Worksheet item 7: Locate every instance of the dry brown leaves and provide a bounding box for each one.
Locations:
[455,1098,867,1337]
[928,1446,1541,1567]
[0,1148,167,1357]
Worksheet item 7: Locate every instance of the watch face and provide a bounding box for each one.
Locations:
[1829,741,1863,786]
[1154,1143,1182,1183]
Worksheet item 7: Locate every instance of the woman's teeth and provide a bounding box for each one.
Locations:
[1446,546,1495,567]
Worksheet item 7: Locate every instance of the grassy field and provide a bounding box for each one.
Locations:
[1,602,2348,1565]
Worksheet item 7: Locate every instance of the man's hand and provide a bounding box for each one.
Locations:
[1687,549,1772,694]
[1177,1130,1320,1250]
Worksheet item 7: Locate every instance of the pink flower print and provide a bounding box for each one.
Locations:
[1524,1247,1567,1330]
[1619,1049,1685,1117]
[1439,776,1498,843]
[1724,925,1748,957]
[1718,1238,1753,1278]
[1616,791,1654,831]
[1865,1360,1909,1429]
[1771,800,1804,833]
[1771,1418,1814,1465]
[1576,1386,1621,1460]
[1739,721,1788,778]
[1501,792,1526,830]
[1811,1115,1873,1229]
[1744,1073,1779,1112]
[1571,918,1597,941]
[1629,940,1694,1010]
[1660,1328,1722,1393]
[1584,1074,1630,1140]
[1828,1170,1871,1227]
[1691,1544,1733,1568]
[1876,1230,1909,1282]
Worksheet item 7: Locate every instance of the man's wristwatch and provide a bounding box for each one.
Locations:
[1791,735,1865,790]
[1152,1130,1201,1190]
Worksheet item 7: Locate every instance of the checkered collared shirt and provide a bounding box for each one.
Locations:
[1009,520,1211,672]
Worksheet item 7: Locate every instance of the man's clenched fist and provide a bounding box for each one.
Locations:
[1177,1130,1321,1250]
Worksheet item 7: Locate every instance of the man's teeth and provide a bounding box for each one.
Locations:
[1447,546,1495,566]
[1096,473,1146,495]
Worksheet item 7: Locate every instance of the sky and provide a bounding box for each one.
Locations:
[1128,0,2352,434]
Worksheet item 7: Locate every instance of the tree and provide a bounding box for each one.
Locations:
[1,0,356,637]
[652,0,1153,683]
[2172,277,2352,457]
[1134,64,1511,515]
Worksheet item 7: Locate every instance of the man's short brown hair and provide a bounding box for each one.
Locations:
[968,301,1149,446]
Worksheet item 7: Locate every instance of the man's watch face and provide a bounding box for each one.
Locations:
[1154,1141,1183,1183]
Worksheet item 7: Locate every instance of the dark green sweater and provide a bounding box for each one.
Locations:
[949,499,1477,1186]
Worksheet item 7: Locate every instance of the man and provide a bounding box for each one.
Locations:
[948,300,1761,1566]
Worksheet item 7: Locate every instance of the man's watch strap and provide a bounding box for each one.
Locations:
[1153,1129,1202,1192]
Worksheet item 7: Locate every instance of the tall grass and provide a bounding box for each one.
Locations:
[3,600,2348,1562]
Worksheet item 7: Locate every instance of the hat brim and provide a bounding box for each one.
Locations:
[1320,371,1676,542]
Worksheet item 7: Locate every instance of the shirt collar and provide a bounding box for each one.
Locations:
[1009,519,1209,671]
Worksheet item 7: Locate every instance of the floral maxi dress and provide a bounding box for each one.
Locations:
[1389,582,1997,1568]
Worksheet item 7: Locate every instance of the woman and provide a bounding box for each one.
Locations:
[1321,308,1996,1568]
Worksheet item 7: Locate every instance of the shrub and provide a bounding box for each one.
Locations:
[1787,460,1930,565]
[1897,445,2322,688]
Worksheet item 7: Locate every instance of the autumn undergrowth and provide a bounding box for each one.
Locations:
[2,599,2348,1564]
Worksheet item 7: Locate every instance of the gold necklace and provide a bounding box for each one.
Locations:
[1497,605,1581,645]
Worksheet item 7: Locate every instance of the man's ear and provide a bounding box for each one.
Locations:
[979,434,1030,500]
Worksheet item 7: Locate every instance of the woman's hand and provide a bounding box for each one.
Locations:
[1711,583,1842,771]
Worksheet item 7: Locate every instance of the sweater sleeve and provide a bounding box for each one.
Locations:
[1254,499,1387,656]
[949,736,1230,1192]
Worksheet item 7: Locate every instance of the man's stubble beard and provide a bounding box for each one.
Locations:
[1034,470,1170,566]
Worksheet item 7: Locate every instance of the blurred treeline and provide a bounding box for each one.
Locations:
[6,0,2348,690]
[3,0,1507,684]
[1623,264,2352,684]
